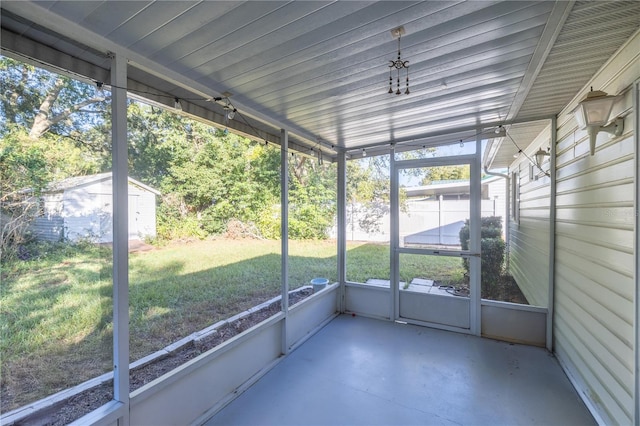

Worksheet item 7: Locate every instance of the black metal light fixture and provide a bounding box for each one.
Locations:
[388,26,409,95]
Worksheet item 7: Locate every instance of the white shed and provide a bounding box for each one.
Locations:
[32,173,160,243]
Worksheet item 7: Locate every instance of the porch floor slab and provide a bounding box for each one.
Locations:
[205,315,594,425]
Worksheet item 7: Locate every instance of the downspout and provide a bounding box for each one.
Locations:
[483,166,510,271]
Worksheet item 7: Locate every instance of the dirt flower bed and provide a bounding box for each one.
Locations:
[16,289,312,426]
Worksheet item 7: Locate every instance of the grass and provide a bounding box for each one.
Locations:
[0,238,464,412]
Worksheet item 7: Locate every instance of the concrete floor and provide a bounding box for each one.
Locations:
[206,315,595,426]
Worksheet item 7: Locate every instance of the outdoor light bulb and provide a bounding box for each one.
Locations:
[174,98,182,111]
[226,109,235,120]
[95,82,105,101]
[362,148,367,157]
[459,140,464,148]
[495,126,502,134]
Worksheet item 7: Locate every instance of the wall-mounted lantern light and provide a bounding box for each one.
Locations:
[534,148,550,170]
[572,88,623,155]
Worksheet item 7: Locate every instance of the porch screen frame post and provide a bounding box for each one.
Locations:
[390,146,399,321]
[633,78,639,426]
[337,151,347,312]
[469,132,482,335]
[280,129,289,355]
[111,53,130,425]
[547,116,557,352]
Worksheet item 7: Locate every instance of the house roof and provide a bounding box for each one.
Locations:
[404,175,501,198]
[46,173,161,196]
[1,1,639,164]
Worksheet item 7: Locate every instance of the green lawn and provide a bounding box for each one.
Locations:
[0,239,463,411]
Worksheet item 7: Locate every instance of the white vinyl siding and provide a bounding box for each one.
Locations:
[554,127,635,425]
[508,130,552,307]
[507,29,639,424]
[551,31,638,425]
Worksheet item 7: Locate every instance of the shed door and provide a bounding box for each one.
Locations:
[128,194,140,240]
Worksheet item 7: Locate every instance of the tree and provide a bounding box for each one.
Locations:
[1,56,110,141]
[420,165,470,185]
[1,57,111,254]
[0,131,48,254]
[0,55,388,244]
[287,155,337,239]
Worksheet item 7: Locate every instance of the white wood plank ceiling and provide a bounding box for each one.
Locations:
[1,1,639,163]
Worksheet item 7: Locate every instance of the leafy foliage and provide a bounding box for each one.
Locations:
[346,157,393,233]
[420,165,470,185]
[0,56,383,245]
[459,216,505,298]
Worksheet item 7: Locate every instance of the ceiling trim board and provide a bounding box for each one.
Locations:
[506,0,575,121]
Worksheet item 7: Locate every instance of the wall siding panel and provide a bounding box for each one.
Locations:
[553,41,637,424]
[507,30,639,424]
[508,129,551,308]
[553,132,636,425]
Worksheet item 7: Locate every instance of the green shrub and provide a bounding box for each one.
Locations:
[255,205,281,239]
[459,216,505,298]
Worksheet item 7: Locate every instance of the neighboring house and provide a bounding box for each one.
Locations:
[31,173,160,243]
[402,176,506,246]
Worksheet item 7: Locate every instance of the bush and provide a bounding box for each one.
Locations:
[255,205,281,239]
[459,216,505,298]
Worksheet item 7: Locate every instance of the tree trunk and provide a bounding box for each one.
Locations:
[291,155,308,186]
[29,77,65,139]
[28,78,107,139]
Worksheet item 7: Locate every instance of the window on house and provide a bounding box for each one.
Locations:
[511,170,520,224]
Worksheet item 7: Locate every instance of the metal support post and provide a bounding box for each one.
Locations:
[390,146,399,321]
[337,151,347,312]
[469,133,482,335]
[111,53,130,425]
[280,129,289,355]
[547,116,557,352]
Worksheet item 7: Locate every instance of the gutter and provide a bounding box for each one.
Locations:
[483,166,510,271]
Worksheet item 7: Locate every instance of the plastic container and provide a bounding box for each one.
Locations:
[310,277,329,293]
